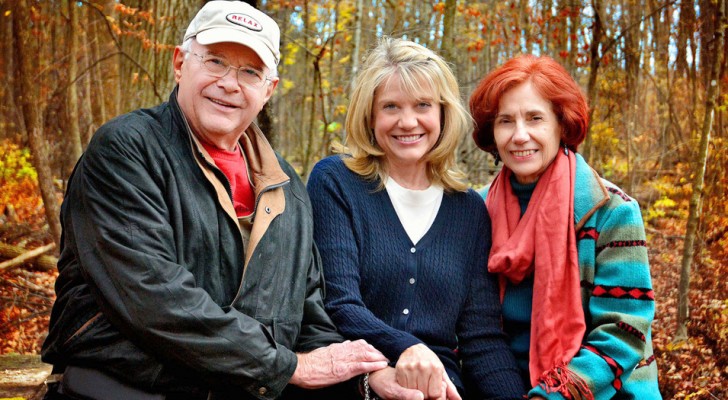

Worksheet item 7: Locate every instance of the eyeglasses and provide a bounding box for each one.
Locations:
[189,52,271,88]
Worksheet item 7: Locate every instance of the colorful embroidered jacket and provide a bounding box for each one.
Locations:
[483,153,661,399]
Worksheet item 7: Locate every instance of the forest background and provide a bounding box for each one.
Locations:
[0,0,726,399]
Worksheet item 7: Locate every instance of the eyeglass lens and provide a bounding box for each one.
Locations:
[196,53,266,87]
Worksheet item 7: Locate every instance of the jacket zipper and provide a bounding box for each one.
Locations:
[229,179,290,308]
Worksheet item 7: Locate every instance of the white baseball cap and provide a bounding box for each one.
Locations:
[183,1,280,70]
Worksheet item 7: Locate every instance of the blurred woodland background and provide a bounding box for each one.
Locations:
[0,0,726,398]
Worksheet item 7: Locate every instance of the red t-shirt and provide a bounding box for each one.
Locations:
[200,142,255,217]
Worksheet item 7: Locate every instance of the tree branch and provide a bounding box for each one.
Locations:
[0,243,57,272]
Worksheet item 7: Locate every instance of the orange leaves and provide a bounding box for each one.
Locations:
[137,11,155,25]
[466,39,485,53]
[0,271,56,355]
[113,3,154,22]
[464,7,480,18]
[433,2,480,18]
[463,36,489,64]
[110,4,170,53]
[559,6,582,19]
[28,5,41,23]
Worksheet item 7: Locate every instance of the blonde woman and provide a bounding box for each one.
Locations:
[307,37,525,400]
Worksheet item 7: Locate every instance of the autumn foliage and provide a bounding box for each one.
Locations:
[1,0,727,398]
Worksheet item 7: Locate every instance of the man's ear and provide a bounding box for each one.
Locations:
[263,77,279,102]
[173,46,186,83]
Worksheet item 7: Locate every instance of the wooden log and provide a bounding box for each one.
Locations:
[0,243,58,272]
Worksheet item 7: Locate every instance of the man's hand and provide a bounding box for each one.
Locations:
[369,367,425,400]
[395,344,461,400]
[289,340,388,389]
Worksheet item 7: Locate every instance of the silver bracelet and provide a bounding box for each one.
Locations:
[363,372,371,400]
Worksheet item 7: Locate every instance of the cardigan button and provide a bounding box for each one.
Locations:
[402,308,409,315]
[409,278,415,284]
[258,387,268,395]
[410,247,416,253]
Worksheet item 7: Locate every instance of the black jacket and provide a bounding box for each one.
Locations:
[41,89,343,399]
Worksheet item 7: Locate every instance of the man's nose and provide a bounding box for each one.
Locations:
[217,67,241,89]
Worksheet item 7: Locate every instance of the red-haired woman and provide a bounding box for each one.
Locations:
[470,54,660,400]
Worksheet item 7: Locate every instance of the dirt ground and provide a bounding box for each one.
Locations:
[0,354,50,400]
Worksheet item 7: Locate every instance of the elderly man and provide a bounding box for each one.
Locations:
[41,2,422,399]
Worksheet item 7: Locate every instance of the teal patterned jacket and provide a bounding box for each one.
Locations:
[483,153,661,399]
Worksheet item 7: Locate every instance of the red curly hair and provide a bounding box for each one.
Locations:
[469,54,589,154]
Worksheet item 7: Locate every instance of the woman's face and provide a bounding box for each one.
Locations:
[371,74,442,171]
[493,81,562,184]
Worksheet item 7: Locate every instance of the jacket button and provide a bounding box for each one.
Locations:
[258,386,267,395]
[265,206,271,214]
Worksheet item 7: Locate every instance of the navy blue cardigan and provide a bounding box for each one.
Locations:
[307,156,525,399]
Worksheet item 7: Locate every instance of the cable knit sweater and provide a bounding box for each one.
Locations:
[307,155,525,399]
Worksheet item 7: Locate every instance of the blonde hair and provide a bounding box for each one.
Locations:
[339,37,471,192]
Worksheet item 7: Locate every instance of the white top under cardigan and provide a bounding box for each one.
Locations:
[385,177,443,245]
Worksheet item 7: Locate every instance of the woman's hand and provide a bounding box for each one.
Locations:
[395,344,461,400]
[369,367,425,400]
[440,374,460,400]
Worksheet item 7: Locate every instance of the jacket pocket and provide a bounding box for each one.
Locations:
[63,312,102,347]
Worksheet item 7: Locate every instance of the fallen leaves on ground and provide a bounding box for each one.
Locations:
[0,215,726,399]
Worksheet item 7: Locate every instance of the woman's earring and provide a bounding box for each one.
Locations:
[493,152,501,166]
[563,143,569,155]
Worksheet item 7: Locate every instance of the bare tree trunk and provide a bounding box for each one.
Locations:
[349,0,363,96]
[273,3,290,151]
[13,0,62,247]
[623,0,643,195]
[1,0,20,140]
[67,0,84,174]
[89,9,106,137]
[567,0,580,71]
[582,0,604,161]
[238,0,277,143]
[80,4,95,149]
[675,0,724,342]
[650,0,673,171]
[298,0,313,170]
[676,0,696,77]
[321,0,340,157]
[440,0,456,62]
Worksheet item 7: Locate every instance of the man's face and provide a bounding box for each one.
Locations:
[173,40,278,150]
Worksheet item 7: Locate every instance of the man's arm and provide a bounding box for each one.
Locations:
[278,157,391,389]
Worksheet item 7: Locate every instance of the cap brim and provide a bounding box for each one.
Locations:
[195,28,277,71]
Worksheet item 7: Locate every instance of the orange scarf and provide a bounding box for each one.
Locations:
[486,151,589,395]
